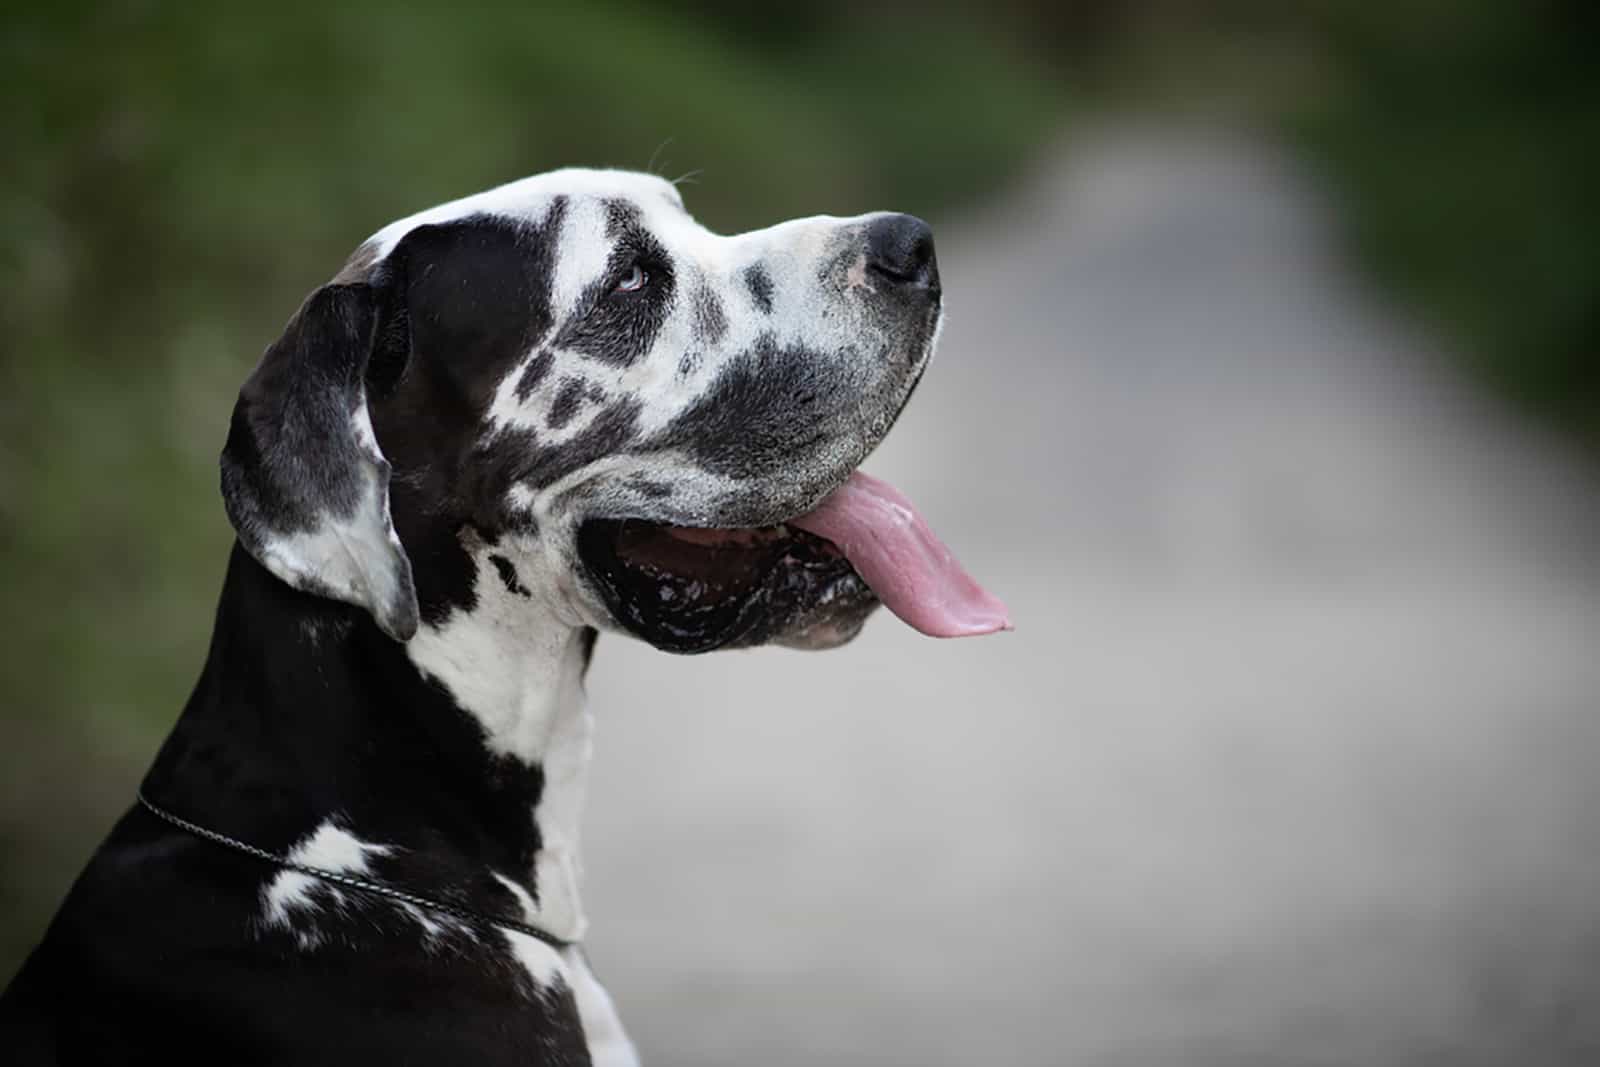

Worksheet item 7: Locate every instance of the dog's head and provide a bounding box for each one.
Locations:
[222,169,1003,654]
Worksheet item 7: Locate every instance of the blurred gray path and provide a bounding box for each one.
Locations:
[583,126,1600,1066]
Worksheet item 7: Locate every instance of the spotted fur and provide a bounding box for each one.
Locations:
[1,168,943,1066]
[742,262,775,314]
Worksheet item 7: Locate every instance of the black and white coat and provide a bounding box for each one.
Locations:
[0,169,944,1065]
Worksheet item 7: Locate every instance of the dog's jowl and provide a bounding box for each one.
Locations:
[0,169,1009,1065]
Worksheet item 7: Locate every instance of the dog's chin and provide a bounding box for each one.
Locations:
[575,518,880,654]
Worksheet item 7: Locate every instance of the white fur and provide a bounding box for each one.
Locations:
[395,902,445,940]
[502,928,566,990]
[548,195,624,324]
[406,538,595,943]
[491,870,540,920]
[258,821,490,951]
[260,820,393,948]
[565,948,641,1067]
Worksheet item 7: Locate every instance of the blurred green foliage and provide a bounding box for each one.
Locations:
[0,1,1063,971]
[1285,1,1599,442]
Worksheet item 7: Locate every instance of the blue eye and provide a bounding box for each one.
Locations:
[614,263,648,293]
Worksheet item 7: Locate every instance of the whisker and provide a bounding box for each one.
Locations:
[645,137,676,177]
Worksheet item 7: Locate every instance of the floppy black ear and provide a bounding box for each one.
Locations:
[220,282,419,641]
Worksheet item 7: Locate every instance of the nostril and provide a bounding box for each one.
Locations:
[864,213,938,288]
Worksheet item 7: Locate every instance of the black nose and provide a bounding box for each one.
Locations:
[864,213,938,290]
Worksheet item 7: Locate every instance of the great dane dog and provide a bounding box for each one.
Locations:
[0,169,1009,1064]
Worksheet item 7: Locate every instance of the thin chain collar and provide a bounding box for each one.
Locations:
[136,791,573,952]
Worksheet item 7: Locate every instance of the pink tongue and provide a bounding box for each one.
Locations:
[790,471,1012,638]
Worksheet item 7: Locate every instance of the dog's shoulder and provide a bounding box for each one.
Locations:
[1,807,592,1065]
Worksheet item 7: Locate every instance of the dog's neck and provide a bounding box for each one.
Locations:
[144,542,597,943]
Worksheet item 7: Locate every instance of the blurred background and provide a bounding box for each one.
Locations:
[4,2,1599,1063]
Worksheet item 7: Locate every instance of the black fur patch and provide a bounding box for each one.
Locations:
[653,334,839,478]
[488,553,531,597]
[578,626,598,678]
[743,263,774,314]
[691,282,727,346]
[392,208,564,412]
[513,349,554,402]
[547,376,587,430]
[370,204,569,617]
[602,198,641,235]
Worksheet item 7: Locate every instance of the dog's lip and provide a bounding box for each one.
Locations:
[574,512,871,655]
[657,524,794,548]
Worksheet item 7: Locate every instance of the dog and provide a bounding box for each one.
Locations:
[0,168,1009,1065]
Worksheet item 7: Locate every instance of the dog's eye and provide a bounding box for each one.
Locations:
[613,263,648,294]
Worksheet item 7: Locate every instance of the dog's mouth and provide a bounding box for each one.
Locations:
[577,471,1010,654]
